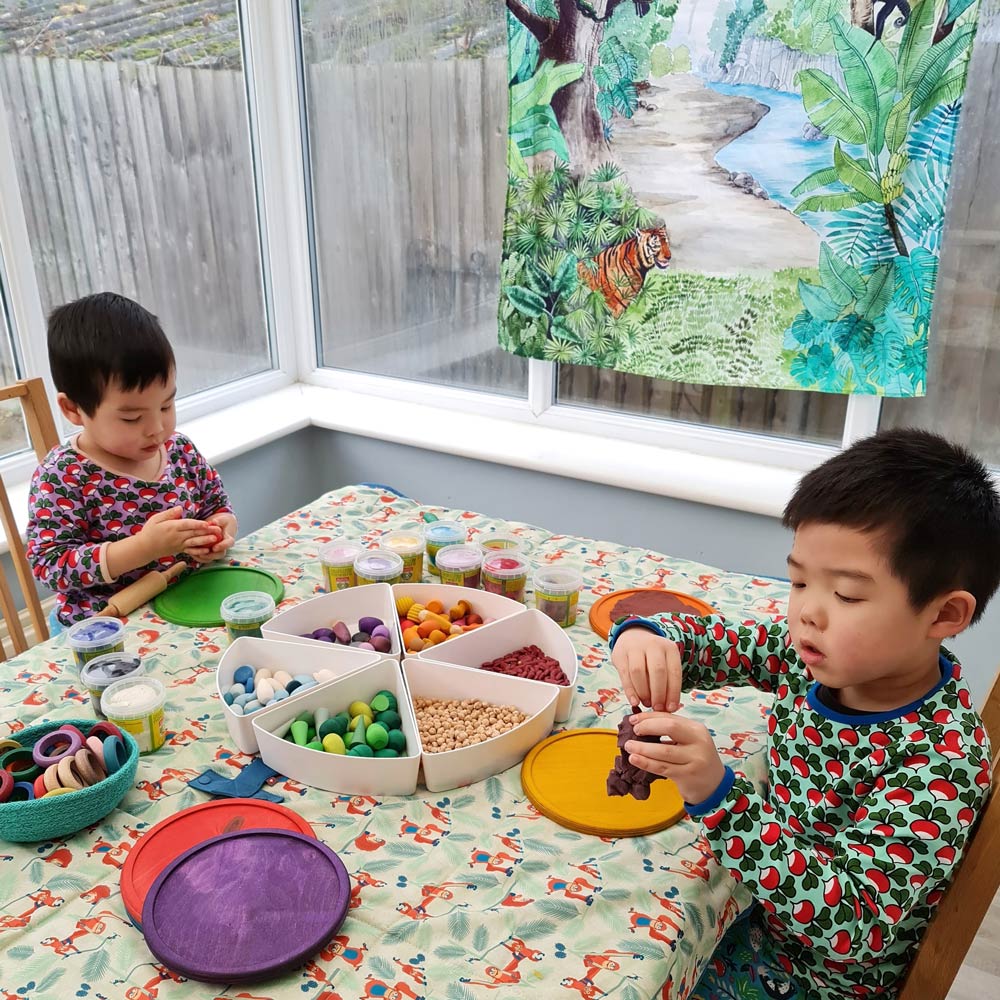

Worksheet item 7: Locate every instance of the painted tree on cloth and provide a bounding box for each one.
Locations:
[505,0,657,171]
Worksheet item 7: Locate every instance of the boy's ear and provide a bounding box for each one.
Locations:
[56,392,85,428]
[926,590,977,640]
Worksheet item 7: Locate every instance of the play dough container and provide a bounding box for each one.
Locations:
[66,616,127,672]
[435,544,483,589]
[381,529,425,583]
[319,540,363,591]
[101,676,167,754]
[533,565,584,628]
[353,549,404,586]
[80,653,146,719]
[424,521,465,576]
[479,532,523,556]
[220,591,276,643]
[481,552,530,603]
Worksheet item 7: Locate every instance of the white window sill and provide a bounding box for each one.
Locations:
[2,381,802,556]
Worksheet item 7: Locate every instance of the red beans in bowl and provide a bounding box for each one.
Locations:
[480,645,569,686]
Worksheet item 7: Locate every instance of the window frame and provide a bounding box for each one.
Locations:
[0,0,885,499]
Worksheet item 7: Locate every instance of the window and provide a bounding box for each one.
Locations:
[0,273,28,459]
[557,366,849,444]
[0,0,272,399]
[880,25,1000,465]
[299,0,528,396]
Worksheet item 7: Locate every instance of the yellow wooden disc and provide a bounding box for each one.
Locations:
[521,729,686,837]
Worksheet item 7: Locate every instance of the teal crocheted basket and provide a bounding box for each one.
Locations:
[0,718,139,843]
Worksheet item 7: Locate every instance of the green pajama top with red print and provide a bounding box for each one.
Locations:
[609,613,991,998]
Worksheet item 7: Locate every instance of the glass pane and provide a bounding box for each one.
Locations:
[558,365,848,444]
[300,0,527,396]
[881,27,1000,464]
[0,1,271,399]
[0,284,28,458]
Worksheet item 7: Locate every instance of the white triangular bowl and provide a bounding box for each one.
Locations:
[261,583,402,657]
[252,657,420,795]
[415,608,577,722]
[403,656,557,792]
[217,636,382,754]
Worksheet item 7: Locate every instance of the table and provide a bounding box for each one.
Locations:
[0,486,787,1000]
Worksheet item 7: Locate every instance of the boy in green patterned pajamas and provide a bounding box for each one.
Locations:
[610,429,1000,998]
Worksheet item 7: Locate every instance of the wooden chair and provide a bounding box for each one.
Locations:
[897,667,1000,999]
[0,378,59,658]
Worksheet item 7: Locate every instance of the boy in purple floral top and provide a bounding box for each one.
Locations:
[26,293,237,625]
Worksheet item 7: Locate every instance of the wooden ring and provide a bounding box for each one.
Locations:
[10,781,35,801]
[0,738,22,754]
[0,767,12,803]
[43,787,75,798]
[73,748,102,787]
[58,724,88,745]
[56,755,83,790]
[33,729,84,768]
[33,773,48,799]
[43,763,62,793]
[86,736,104,758]
[89,721,125,742]
[102,736,128,775]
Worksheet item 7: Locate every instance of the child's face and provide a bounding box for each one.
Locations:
[786,522,945,696]
[65,374,177,465]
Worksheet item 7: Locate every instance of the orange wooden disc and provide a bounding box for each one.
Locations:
[588,588,717,639]
[521,729,686,837]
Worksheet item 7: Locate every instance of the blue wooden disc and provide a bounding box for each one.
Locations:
[142,829,349,983]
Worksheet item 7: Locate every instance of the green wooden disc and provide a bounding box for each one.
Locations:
[152,565,284,627]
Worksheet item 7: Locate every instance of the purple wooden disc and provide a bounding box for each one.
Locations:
[141,829,349,983]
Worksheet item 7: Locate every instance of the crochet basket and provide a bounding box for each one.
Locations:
[0,718,139,843]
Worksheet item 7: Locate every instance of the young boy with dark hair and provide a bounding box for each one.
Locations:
[610,429,999,998]
[27,292,237,626]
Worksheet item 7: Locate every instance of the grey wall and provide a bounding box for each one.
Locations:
[306,426,999,705]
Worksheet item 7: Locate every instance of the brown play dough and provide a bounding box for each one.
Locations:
[606,710,664,800]
[609,591,693,620]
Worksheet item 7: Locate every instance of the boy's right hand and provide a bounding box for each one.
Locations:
[139,507,221,562]
[611,627,683,712]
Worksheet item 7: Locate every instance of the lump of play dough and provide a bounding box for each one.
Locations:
[606,710,664,801]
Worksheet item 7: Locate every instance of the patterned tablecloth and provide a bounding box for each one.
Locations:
[0,486,791,1000]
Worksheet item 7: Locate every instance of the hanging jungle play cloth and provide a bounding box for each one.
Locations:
[499,0,981,396]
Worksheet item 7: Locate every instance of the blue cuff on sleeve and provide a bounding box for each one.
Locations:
[684,766,737,817]
[608,615,667,650]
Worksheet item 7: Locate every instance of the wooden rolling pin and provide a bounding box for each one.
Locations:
[96,561,187,618]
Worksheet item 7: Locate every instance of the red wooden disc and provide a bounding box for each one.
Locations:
[120,798,314,927]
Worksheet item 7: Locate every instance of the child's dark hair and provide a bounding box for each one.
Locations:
[47,292,175,416]
[783,428,1000,624]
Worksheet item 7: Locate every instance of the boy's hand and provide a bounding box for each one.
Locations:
[625,712,726,804]
[139,507,220,562]
[185,511,237,564]
[611,627,683,712]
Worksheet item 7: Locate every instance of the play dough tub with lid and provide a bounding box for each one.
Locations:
[66,617,127,672]
[100,676,167,754]
[381,529,425,583]
[80,653,146,719]
[354,549,404,586]
[319,540,364,591]
[424,521,465,576]
[220,591,276,644]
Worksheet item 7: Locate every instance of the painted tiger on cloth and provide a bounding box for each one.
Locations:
[577,226,671,318]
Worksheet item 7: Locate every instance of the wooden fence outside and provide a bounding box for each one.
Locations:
[0,53,268,393]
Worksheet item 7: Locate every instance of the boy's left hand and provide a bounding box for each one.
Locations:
[185,512,237,564]
[625,712,727,805]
